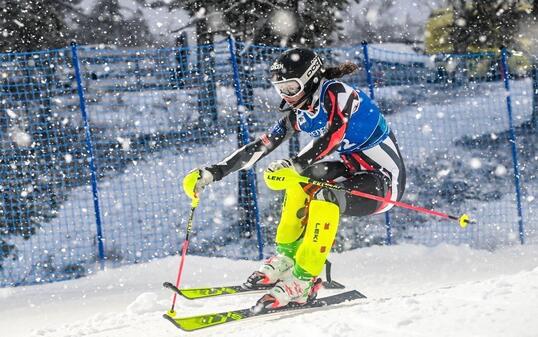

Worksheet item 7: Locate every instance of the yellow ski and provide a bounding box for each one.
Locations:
[163,290,366,331]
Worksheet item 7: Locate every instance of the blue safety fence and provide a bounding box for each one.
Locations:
[364,46,531,248]
[0,48,99,284]
[0,38,536,287]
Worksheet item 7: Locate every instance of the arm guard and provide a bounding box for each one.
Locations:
[206,112,299,181]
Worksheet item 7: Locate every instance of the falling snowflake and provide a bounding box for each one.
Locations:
[223,195,236,207]
[12,129,32,147]
[494,164,507,176]
[6,109,17,118]
[116,137,131,150]
[469,158,482,169]
[437,169,450,178]
[421,124,433,135]
[270,10,297,37]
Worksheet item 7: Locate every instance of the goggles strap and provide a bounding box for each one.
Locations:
[299,56,323,84]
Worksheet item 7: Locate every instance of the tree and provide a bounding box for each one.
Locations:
[532,1,538,128]
[0,0,78,52]
[448,0,530,53]
[162,0,353,47]
[349,0,435,45]
[74,0,153,47]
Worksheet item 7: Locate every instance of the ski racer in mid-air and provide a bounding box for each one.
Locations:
[183,47,406,309]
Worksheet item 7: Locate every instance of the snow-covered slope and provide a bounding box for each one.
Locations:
[2,244,538,337]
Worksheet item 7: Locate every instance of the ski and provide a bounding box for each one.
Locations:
[163,281,263,300]
[163,280,345,300]
[162,290,366,332]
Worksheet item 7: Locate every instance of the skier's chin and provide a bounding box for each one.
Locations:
[287,99,309,110]
[293,100,309,110]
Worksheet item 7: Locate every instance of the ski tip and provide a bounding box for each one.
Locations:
[163,313,188,331]
[351,289,367,299]
[163,281,182,293]
[162,282,198,300]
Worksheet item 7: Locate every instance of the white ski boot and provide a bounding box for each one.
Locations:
[243,255,294,290]
[255,273,322,309]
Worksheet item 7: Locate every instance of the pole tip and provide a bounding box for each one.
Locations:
[458,214,471,228]
[166,310,176,317]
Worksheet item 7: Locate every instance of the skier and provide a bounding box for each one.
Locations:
[183,48,406,309]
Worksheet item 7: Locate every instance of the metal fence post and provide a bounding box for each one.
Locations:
[70,42,106,268]
[361,41,393,245]
[227,36,264,260]
[532,59,538,129]
[500,47,525,244]
[361,41,375,99]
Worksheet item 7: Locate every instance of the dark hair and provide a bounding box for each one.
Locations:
[324,62,360,79]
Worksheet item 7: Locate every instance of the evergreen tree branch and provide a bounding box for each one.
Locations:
[169,1,242,33]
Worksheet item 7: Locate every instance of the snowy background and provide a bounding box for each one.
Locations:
[1,0,538,336]
[3,41,536,287]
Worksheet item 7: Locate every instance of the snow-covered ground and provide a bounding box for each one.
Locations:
[2,243,538,337]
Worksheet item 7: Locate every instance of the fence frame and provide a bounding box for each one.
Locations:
[70,42,106,269]
[361,41,393,245]
[227,36,264,260]
[500,47,525,244]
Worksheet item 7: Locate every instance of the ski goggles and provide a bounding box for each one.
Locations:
[272,78,306,106]
[272,78,304,98]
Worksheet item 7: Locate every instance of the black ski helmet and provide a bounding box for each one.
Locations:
[270,48,325,109]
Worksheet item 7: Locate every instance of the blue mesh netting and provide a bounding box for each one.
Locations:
[366,47,520,247]
[0,39,536,286]
[0,49,97,285]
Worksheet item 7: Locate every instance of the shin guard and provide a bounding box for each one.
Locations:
[275,183,310,258]
[294,200,339,278]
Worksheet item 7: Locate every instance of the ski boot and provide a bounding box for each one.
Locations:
[243,254,294,290]
[254,274,323,309]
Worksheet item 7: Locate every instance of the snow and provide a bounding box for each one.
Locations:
[343,0,443,46]
[10,128,32,147]
[76,0,192,45]
[470,157,482,169]
[2,243,538,337]
[270,10,297,37]
[495,164,508,176]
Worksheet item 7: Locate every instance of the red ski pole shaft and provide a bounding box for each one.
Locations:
[349,188,456,220]
[261,168,472,227]
[168,202,197,316]
[301,176,471,227]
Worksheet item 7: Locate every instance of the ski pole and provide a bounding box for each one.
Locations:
[167,187,200,317]
[264,168,474,228]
